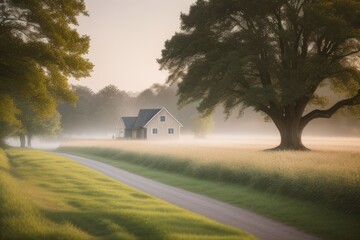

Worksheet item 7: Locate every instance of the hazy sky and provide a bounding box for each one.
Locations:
[72,0,196,92]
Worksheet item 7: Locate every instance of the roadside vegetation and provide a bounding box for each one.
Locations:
[0,148,253,240]
[59,140,360,239]
[59,141,360,215]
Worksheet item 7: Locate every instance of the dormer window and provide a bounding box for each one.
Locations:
[160,116,166,122]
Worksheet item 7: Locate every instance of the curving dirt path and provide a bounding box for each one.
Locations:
[56,152,318,240]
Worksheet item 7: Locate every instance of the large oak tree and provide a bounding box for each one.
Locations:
[159,0,360,150]
[0,0,93,143]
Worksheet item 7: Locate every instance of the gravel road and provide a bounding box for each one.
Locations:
[56,152,318,240]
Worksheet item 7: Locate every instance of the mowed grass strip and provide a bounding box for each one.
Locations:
[0,148,253,240]
[0,148,90,240]
[59,147,360,240]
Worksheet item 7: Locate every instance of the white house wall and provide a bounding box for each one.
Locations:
[146,109,180,140]
[117,120,125,138]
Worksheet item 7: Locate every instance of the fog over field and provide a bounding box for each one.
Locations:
[53,83,360,141]
[7,135,360,152]
[6,82,360,150]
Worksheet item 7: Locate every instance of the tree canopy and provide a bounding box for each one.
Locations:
[159,0,360,150]
[0,0,93,142]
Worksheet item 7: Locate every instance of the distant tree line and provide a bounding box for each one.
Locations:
[58,83,360,139]
[58,84,213,137]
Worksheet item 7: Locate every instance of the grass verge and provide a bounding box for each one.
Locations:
[0,148,253,240]
[59,147,360,240]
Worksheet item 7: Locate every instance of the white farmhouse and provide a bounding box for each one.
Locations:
[117,108,183,140]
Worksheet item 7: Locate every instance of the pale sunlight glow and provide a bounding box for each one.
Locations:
[73,0,196,92]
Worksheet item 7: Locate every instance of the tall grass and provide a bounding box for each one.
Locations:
[1,148,252,240]
[59,143,360,216]
[0,148,9,170]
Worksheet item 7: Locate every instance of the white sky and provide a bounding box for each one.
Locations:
[72,0,196,92]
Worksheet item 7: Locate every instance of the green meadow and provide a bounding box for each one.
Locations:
[0,148,253,240]
[59,145,360,240]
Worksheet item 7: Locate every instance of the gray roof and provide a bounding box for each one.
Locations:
[134,109,162,128]
[121,117,138,129]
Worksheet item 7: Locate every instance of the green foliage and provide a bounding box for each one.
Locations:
[0,0,93,140]
[1,148,252,240]
[15,93,62,143]
[158,0,360,149]
[0,148,9,170]
[0,94,20,139]
[25,111,62,137]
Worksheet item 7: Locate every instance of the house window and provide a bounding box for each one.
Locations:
[152,128,158,134]
[168,128,174,134]
[160,116,166,122]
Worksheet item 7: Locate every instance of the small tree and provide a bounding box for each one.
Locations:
[192,114,214,138]
[15,96,61,147]
[159,0,360,150]
[25,111,61,148]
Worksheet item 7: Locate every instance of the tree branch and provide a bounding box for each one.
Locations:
[300,89,360,128]
[331,50,360,63]
[229,15,247,30]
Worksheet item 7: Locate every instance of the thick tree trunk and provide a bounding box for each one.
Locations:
[27,134,32,148]
[20,134,26,148]
[265,90,360,151]
[273,123,308,151]
[269,108,308,151]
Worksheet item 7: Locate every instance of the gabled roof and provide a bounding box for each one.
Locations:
[134,108,162,128]
[121,117,138,129]
[120,107,183,129]
[143,107,183,127]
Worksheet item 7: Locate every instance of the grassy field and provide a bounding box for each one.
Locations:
[0,147,253,240]
[58,139,360,239]
[60,139,360,215]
